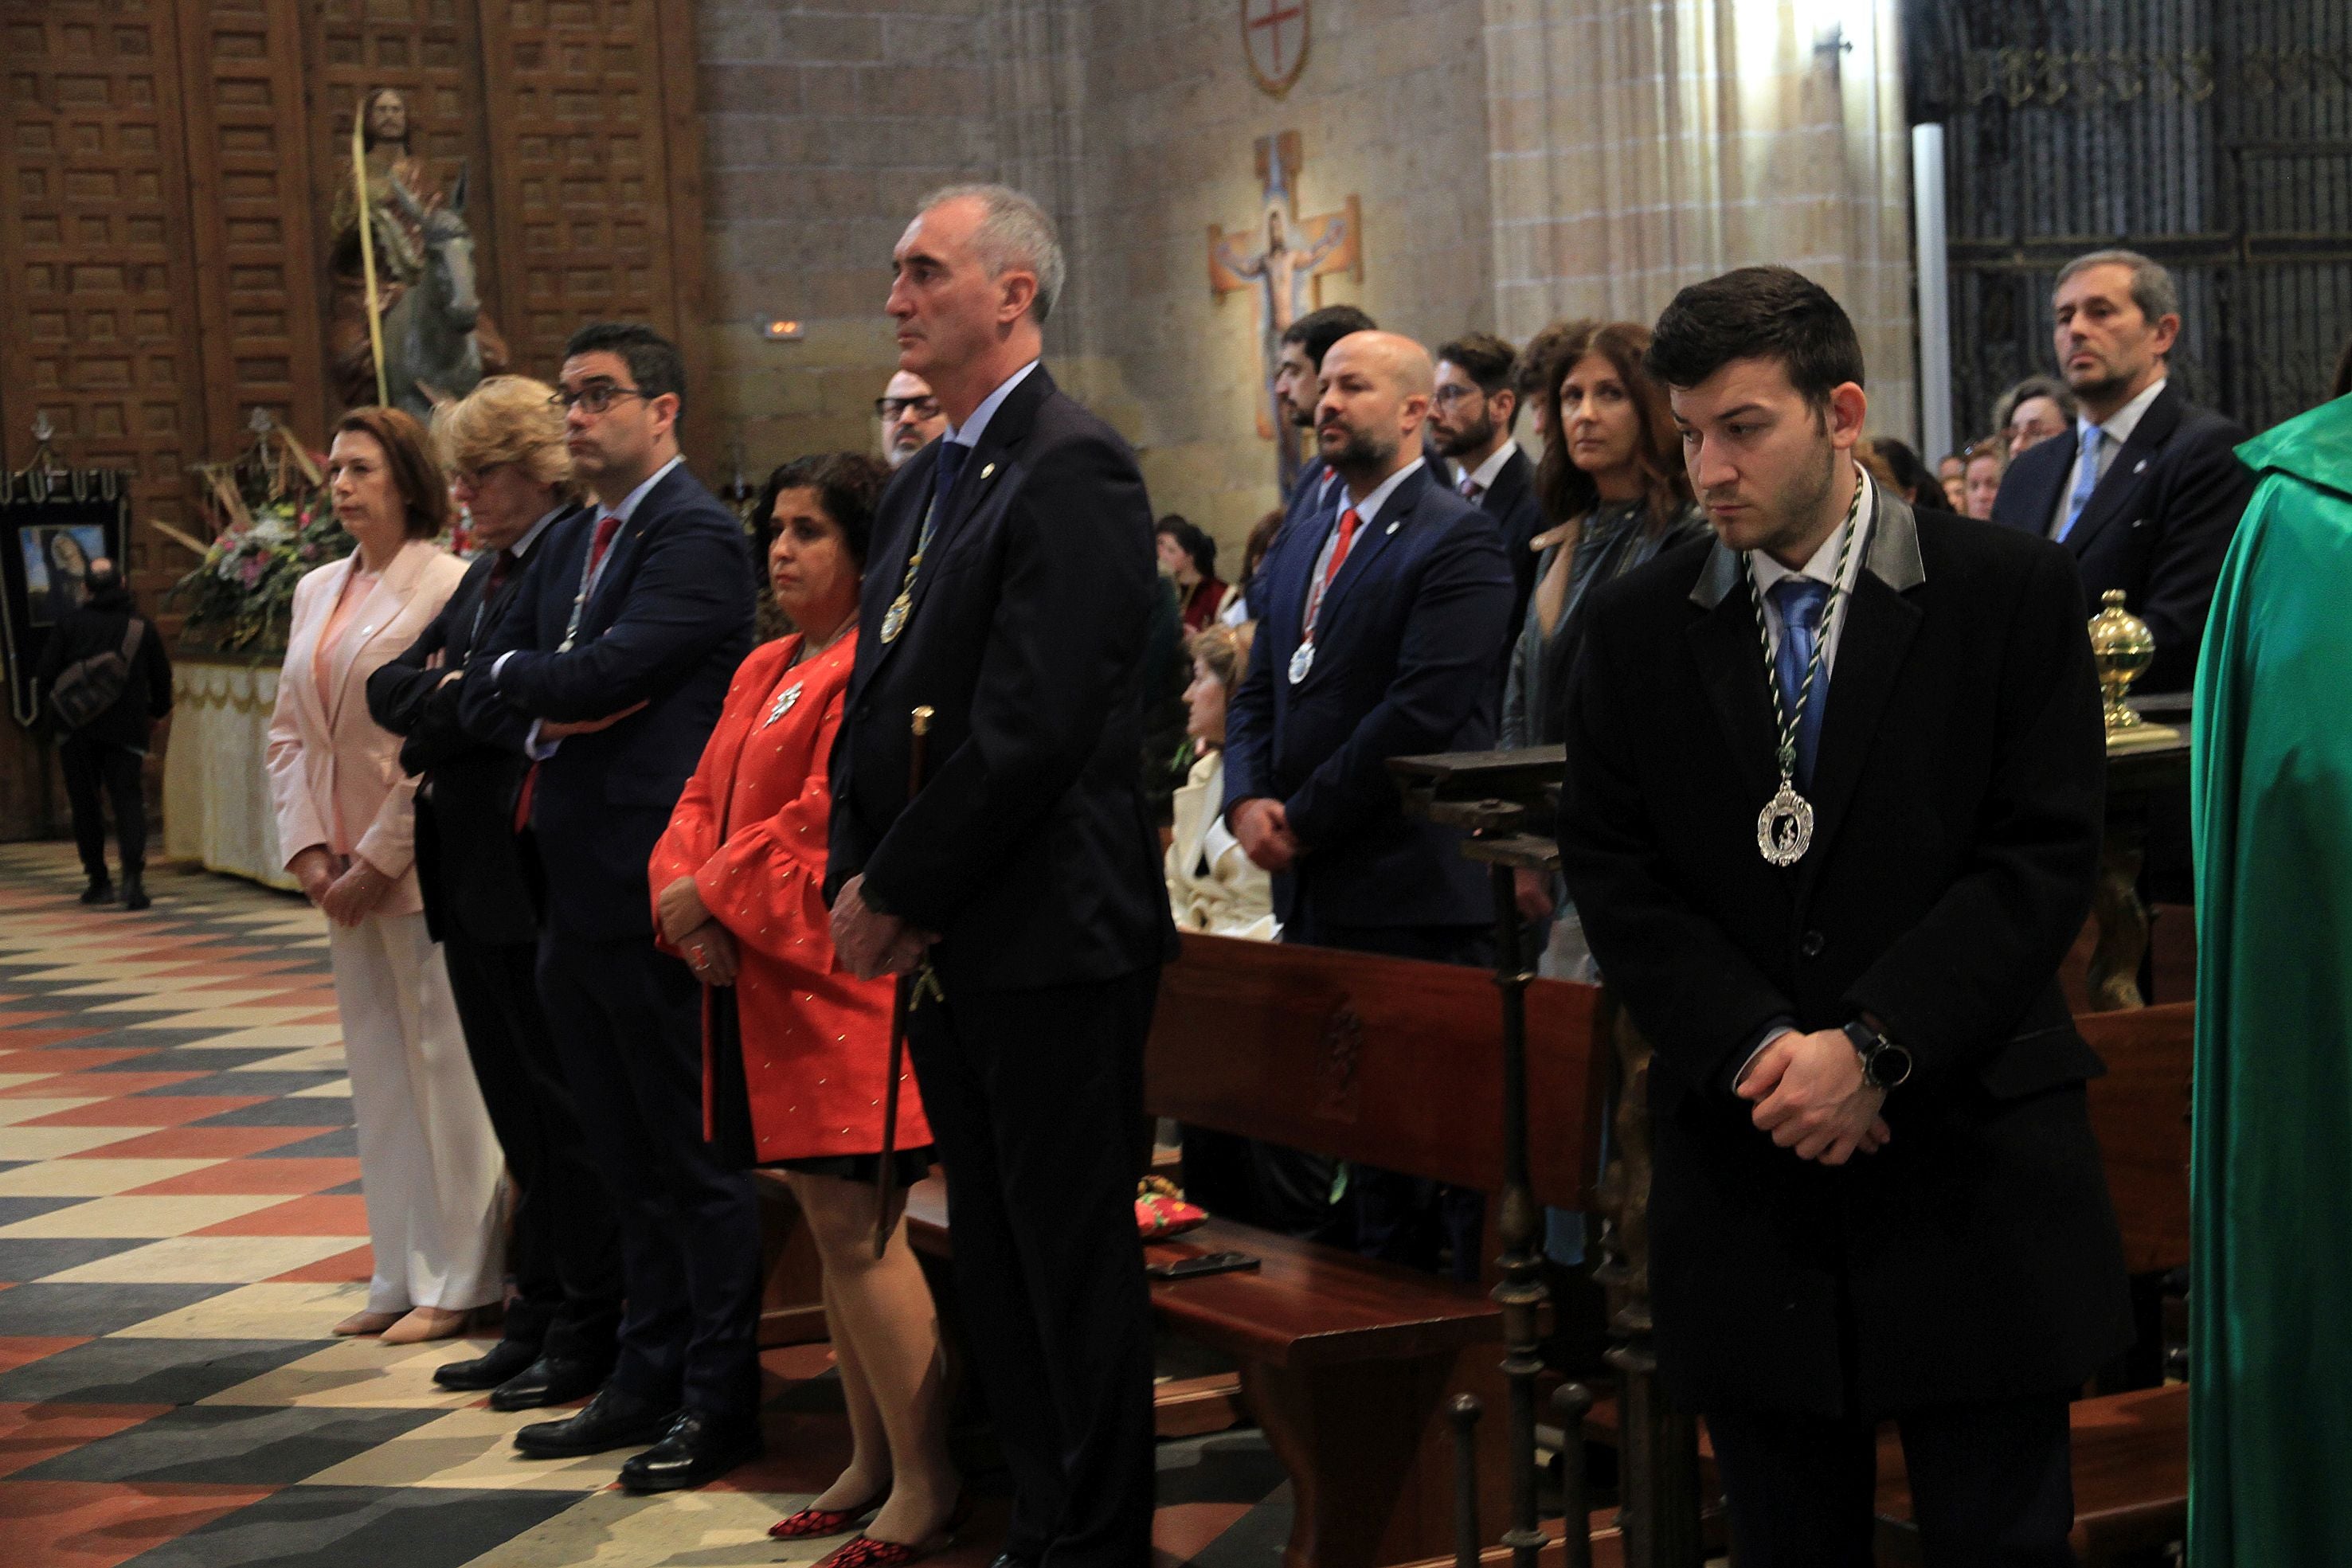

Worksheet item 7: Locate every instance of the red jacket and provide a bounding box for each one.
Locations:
[651,632,929,1159]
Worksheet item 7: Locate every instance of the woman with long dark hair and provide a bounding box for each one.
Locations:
[1502,321,1705,923]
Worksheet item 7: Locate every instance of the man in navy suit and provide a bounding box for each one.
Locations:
[460,323,759,1491]
[1433,330,1544,690]
[1989,249,2254,694]
[1225,330,1514,1275]
[828,185,1172,1568]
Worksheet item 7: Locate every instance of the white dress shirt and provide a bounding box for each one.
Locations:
[1305,456,1426,618]
[1747,469,1876,676]
[2049,377,2166,540]
[1453,437,1519,502]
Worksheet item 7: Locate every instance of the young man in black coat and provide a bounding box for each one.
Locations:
[1557,267,2131,1566]
[1432,330,1544,689]
[828,184,1172,1568]
[38,558,171,909]
[1990,248,2254,694]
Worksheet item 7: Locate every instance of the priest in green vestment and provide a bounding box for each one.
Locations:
[2190,391,2352,1565]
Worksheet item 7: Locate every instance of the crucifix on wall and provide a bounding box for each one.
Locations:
[1209,130,1361,498]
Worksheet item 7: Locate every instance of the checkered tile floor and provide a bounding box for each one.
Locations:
[0,845,1288,1566]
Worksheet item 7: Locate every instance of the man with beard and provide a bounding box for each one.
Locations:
[1432,331,1542,690]
[1989,249,2252,693]
[876,369,946,470]
[1224,330,1512,1276]
[1556,267,2129,1564]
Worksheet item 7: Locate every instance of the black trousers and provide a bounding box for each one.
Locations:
[907,966,1160,1568]
[440,931,623,1364]
[536,926,760,1419]
[1284,910,1493,1281]
[60,736,144,879]
[1707,1392,2076,1567]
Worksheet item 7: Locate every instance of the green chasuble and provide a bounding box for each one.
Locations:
[2191,393,2352,1564]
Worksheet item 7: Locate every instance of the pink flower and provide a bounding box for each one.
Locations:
[240,555,265,587]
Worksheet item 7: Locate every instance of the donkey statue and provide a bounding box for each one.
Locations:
[379,168,504,418]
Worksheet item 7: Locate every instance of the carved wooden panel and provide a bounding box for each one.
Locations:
[475,0,703,383]
[0,0,209,581]
[174,0,327,452]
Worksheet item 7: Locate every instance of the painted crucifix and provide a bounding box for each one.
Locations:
[1209,130,1361,498]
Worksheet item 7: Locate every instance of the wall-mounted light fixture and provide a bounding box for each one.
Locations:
[762,319,804,341]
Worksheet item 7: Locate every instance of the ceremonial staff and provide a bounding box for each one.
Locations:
[873,704,935,1257]
[348,99,391,409]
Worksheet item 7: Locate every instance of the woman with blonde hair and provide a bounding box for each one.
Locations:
[268,405,501,1343]
[365,376,624,1400]
[1165,621,1274,940]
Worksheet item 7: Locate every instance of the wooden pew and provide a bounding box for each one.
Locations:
[1873,1002,2193,1564]
[904,931,1610,1568]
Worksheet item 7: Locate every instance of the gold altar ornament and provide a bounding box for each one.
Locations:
[2089,588,2181,749]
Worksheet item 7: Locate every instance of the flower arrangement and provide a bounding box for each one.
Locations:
[152,413,351,655]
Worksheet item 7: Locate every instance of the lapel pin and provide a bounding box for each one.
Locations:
[1386,519,1400,534]
[980,463,996,480]
[2133,459,2147,474]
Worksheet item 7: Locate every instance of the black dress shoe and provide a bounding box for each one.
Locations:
[120,871,149,912]
[512,1382,677,1458]
[79,878,115,905]
[989,1555,1039,1568]
[432,1338,542,1393]
[489,1353,610,1413]
[616,1408,763,1493]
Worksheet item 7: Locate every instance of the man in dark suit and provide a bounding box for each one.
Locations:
[827,184,1172,1568]
[365,416,621,1414]
[1224,329,1513,1276]
[1990,248,2254,693]
[37,557,171,909]
[1272,303,1379,532]
[1433,330,1543,687]
[1558,267,2132,1565]
[460,323,758,1492]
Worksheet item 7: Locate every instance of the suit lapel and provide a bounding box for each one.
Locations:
[324,542,425,730]
[584,467,685,628]
[1315,463,1430,641]
[2064,382,2182,559]
[1793,490,1927,890]
[1682,555,1783,815]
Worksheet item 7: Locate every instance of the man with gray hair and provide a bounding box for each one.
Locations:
[1990,248,2253,692]
[828,182,1172,1566]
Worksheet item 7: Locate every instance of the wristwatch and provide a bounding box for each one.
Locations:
[1842,1019,1913,1091]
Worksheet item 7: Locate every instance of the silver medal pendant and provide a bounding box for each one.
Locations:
[1756,779,1814,866]
[1288,640,1315,684]
[762,683,803,728]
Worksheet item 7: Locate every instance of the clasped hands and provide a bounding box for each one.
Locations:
[828,874,936,981]
[1736,1027,1892,1167]
[1229,797,1301,873]
[289,845,392,929]
[656,874,738,986]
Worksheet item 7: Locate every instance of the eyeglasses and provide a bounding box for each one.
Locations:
[1430,385,1488,409]
[448,462,509,491]
[550,382,648,414]
[875,396,941,420]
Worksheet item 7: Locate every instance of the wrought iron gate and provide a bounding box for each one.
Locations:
[1905,0,2352,447]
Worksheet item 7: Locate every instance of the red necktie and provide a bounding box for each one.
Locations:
[585,514,620,581]
[1322,506,1362,593]
[487,548,516,592]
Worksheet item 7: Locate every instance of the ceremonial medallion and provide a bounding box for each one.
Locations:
[880,594,910,643]
[762,683,803,728]
[1756,782,1814,867]
[1288,640,1314,684]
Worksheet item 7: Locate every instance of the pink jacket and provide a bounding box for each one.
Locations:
[267,540,466,917]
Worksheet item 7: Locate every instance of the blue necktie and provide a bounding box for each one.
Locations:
[2060,424,2104,541]
[1769,577,1831,792]
[933,439,969,518]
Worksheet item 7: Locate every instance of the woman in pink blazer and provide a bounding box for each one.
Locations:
[267,405,502,1344]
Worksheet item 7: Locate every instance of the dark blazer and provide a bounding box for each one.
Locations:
[366,520,578,947]
[37,584,172,749]
[1470,444,1544,682]
[826,364,1172,995]
[462,465,753,943]
[1989,377,2253,691]
[1556,488,2131,1417]
[1224,461,1513,932]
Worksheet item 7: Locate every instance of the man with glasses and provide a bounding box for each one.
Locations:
[876,370,946,469]
[1432,332,1540,688]
[460,321,761,1492]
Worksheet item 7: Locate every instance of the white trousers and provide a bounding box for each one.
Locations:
[327,912,506,1313]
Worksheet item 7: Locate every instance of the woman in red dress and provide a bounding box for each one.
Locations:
[651,453,959,1566]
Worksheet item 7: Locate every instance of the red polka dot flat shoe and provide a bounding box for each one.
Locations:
[768,1490,885,1540]
[806,1496,972,1568]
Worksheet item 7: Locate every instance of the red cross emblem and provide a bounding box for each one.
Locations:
[1242,0,1311,98]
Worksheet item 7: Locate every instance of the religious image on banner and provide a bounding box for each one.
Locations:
[1241,0,1311,98]
[21,525,104,628]
[0,429,129,728]
[1209,131,1362,499]
[326,86,508,417]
